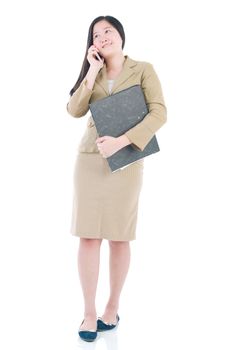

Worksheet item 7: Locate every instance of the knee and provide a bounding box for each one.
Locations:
[109,240,129,250]
[80,238,102,248]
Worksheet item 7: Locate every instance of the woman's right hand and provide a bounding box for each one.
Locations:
[87,45,104,70]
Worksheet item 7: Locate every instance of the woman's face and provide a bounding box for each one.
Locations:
[92,20,123,58]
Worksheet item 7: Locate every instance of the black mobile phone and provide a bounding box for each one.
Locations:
[95,52,103,61]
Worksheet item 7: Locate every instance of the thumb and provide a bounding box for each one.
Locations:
[96,136,108,143]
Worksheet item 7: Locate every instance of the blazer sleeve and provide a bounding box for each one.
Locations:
[124,63,167,151]
[66,78,94,118]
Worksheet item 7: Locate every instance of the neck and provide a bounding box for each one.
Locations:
[105,52,125,71]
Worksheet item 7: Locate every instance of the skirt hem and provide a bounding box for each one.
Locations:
[70,231,136,242]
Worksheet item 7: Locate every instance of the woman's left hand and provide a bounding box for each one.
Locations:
[95,135,130,158]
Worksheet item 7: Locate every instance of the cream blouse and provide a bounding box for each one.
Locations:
[107,79,114,94]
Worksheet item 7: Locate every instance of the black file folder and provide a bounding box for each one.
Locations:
[89,85,160,172]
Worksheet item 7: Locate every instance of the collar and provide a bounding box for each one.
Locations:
[96,55,138,95]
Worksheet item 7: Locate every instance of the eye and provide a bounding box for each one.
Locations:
[105,29,111,33]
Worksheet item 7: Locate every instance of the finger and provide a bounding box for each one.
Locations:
[91,45,99,51]
[98,149,106,158]
[89,46,99,53]
[96,136,107,143]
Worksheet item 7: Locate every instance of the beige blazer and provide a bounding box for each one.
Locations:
[66,55,167,153]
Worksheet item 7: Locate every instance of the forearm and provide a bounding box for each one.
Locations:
[66,66,100,117]
[117,134,131,148]
[85,66,100,90]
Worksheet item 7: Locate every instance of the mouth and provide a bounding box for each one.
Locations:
[102,43,112,48]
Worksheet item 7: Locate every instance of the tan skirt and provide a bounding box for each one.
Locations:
[70,152,144,241]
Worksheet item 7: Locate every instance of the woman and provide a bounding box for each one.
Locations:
[66,15,167,342]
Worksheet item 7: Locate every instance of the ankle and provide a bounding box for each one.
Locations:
[84,312,97,320]
[105,301,119,312]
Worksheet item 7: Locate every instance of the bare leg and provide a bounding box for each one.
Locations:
[78,238,102,330]
[101,240,131,323]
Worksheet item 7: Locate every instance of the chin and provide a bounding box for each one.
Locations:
[102,50,115,59]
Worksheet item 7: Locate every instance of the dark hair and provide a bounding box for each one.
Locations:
[69,15,125,96]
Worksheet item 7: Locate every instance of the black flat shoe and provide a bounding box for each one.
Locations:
[78,320,97,342]
[97,314,120,332]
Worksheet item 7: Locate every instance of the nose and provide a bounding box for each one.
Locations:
[101,37,108,44]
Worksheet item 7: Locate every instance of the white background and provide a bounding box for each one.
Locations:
[0,0,227,349]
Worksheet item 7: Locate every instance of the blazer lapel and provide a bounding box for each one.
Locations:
[96,56,137,96]
[111,56,137,94]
